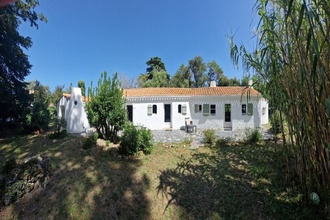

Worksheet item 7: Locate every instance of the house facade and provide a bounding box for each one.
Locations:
[124,86,268,131]
[57,83,268,133]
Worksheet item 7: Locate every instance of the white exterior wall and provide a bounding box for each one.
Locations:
[189,95,261,130]
[126,95,267,131]
[126,97,191,130]
[57,87,90,133]
[261,98,269,125]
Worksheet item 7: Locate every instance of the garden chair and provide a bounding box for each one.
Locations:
[185,117,197,133]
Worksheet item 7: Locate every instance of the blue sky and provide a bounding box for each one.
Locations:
[21,0,259,91]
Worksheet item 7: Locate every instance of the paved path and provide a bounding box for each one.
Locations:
[151,128,274,144]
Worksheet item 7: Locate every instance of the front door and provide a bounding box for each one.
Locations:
[224,104,232,129]
[127,105,133,122]
[164,104,171,128]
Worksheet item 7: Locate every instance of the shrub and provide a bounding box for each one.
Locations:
[203,129,216,146]
[82,132,99,150]
[2,158,17,174]
[246,129,263,143]
[106,140,110,146]
[23,101,51,131]
[120,123,153,156]
[270,110,282,134]
[49,129,68,139]
[55,117,67,134]
[215,138,228,147]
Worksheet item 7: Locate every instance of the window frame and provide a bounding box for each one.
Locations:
[152,104,157,114]
[210,104,216,115]
[242,104,246,115]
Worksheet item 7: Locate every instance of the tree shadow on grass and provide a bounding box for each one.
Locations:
[0,134,151,219]
[157,142,322,219]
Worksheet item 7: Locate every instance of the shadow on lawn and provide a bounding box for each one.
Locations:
[0,134,151,219]
[157,142,320,219]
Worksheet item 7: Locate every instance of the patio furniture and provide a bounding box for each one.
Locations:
[185,117,197,133]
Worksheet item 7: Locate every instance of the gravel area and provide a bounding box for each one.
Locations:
[151,128,274,144]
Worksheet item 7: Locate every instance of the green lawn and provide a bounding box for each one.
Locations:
[0,133,324,219]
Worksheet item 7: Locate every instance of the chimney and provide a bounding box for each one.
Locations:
[248,80,253,88]
[210,81,216,88]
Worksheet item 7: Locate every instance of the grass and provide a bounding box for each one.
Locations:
[0,133,326,219]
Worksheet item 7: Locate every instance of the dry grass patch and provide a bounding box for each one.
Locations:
[0,134,326,219]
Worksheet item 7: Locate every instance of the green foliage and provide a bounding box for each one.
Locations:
[215,138,228,147]
[2,158,17,175]
[203,129,216,146]
[245,129,263,143]
[270,110,282,134]
[23,81,51,131]
[49,129,67,139]
[182,138,193,146]
[54,117,67,135]
[218,75,230,86]
[230,0,329,196]
[170,64,191,88]
[23,101,50,131]
[119,123,153,156]
[86,72,126,142]
[78,80,86,97]
[0,0,46,122]
[146,56,166,73]
[139,70,170,88]
[82,133,98,150]
[188,56,207,88]
[106,140,110,146]
[207,60,223,86]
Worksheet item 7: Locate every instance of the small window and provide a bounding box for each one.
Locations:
[248,103,253,115]
[242,104,246,115]
[74,101,78,105]
[194,104,202,113]
[210,104,216,115]
[262,107,266,115]
[178,104,182,113]
[153,105,157,114]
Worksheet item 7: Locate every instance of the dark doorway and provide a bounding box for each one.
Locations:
[127,105,133,122]
[225,104,231,122]
[164,104,171,122]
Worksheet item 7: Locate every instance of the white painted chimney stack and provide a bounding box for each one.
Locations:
[210,81,216,88]
[248,80,253,88]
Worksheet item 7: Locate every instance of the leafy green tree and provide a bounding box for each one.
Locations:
[241,76,249,86]
[170,64,191,88]
[52,85,65,105]
[23,81,51,131]
[139,57,169,86]
[188,56,207,88]
[146,56,166,73]
[139,70,169,88]
[78,80,86,96]
[218,75,230,86]
[207,60,223,86]
[0,0,46,122]
[86,72,126,142]
[228,77,240,86]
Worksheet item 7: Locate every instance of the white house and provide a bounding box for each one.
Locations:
[57,82,268,133]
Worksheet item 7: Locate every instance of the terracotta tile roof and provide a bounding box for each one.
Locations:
[123,87,261,97]
[62,93,90,102]
[62,87,261,101]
